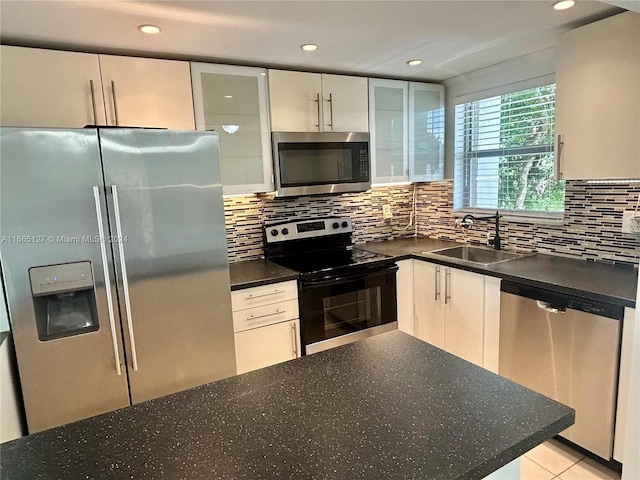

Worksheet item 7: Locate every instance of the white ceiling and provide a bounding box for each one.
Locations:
[0,1,626,82]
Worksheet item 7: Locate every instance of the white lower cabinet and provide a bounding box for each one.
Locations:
[396,259,415,335]
[231,280,300,374]
[413,260,486,367]
[234,319,300,375]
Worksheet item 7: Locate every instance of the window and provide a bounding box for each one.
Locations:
[454,84,564,216]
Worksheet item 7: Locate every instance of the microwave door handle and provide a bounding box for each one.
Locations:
[303,264,398,288]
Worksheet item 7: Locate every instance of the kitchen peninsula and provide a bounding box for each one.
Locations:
[0,331,573,480]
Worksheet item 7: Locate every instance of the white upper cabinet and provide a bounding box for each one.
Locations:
[1,47,195,130]
[99,55,195,130]
[268,70,369,132]
[369,78,409,183]
[369,79,445,184]
[555,12,640,180]
[320,74,369,132]
[409,83,445,182]
[191,63,273,194]
[1,46,106,128]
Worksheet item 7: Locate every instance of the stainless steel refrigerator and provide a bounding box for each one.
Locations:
[0,127,236,433]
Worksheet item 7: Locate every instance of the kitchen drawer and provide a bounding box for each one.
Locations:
[234,319,300,374]
[233,299,299,333]
[231,280,298,311]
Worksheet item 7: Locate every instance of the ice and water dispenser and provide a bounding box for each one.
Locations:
[29,262,99,341]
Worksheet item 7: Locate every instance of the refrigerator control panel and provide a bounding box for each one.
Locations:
[29,262,94,296]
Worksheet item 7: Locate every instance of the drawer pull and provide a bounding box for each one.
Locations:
[291,322,298,357]
[246,309,283,321]
[244,289,284,300]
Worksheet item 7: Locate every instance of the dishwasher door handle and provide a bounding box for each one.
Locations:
[536,300,566,314]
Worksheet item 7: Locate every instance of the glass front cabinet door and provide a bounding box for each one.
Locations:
[409,82,444,182]
[369,79,445,184]
[191,63,273,194]
[369,78,408,184]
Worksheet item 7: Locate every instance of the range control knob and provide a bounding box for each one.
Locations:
[282,228,289,235]
[270,229,279,237]
[332,222,340,229]
[341,221,348,228]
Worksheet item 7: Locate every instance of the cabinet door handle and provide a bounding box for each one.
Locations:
[246,309,283,321]
[555,134,564,179]
[444,269,451,305]
[435,266,441,301]
[326,93,334,131]
[244,289,284,300]
[291,322,298,357]
[92,186,122,376]
[110,80,120,126]
[89,80,98,125]
[315,93,321,131]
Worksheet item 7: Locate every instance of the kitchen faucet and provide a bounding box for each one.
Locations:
[456,211,503,250]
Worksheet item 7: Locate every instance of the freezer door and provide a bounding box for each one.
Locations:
[99,129,236,404]
[0,128,129,433]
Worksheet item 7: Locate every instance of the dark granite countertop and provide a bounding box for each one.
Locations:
[0,331,573,480]
[357,237,637,308]
[229,258,298,291]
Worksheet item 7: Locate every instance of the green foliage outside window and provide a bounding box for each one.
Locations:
[498,85,565,212]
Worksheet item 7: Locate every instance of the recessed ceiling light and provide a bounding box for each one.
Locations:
[407,59,422,66]
[301,44,319,52]
[224,95,233,99]
[138,24,161,34]
[552,0,575,10]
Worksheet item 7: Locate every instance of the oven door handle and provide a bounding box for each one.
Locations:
[302,263,398,288]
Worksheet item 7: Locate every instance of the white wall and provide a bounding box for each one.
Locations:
[443,47,556,178]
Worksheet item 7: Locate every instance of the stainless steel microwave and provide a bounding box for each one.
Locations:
[272,132,371,197]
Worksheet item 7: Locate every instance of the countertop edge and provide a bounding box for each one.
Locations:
[230,273,299,291]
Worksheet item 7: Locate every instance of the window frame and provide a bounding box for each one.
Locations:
[453,81,564,222]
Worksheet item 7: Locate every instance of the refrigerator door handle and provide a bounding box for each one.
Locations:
[111,185,139,372]
[92,186,122,376]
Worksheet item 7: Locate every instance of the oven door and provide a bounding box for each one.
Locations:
[300,263,398,354]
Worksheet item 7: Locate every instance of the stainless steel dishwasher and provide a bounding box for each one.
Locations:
[499,281,624,460]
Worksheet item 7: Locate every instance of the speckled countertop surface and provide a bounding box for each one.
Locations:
[229,259,298,291]
[0,331,573,480]
[357,237,637,308]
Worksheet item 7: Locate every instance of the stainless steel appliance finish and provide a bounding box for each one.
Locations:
[264,217,398,355]
[499,282,623,460]
[272,131,370,197]
[0,128,236,433]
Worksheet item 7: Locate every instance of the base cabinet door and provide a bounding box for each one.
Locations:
[414,260,485,367]
[234,319,300,374]
[396,259,415,335]
[414,261,445,348]
[1,46,106,128]
[444,268,485,366]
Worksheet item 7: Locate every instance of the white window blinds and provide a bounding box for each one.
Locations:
[454,84,564,214]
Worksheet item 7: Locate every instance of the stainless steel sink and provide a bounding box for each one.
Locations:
[425,245,525,266]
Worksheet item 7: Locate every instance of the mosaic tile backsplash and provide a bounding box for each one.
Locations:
[224,186,414,261]
[415,180,640,264]
[224,181,640,265]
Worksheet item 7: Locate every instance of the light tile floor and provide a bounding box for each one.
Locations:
[520,439,621,480]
